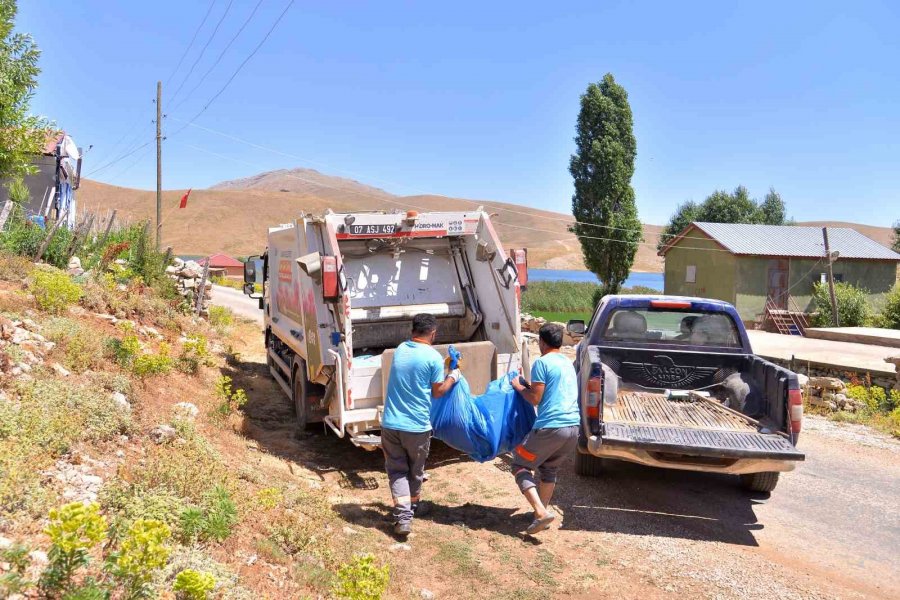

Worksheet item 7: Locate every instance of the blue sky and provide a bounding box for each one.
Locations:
[17,0,900,225]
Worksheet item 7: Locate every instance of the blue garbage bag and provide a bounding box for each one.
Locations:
[431,374,536,462]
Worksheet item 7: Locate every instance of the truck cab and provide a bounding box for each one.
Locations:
[572,295,805,492]
[244,209,528,449]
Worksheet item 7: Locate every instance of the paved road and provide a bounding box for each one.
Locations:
[210,284,264,325]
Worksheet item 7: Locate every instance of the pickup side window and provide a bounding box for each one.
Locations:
[601,309,741,348]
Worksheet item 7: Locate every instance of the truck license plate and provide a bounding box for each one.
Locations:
[347,224,397,236]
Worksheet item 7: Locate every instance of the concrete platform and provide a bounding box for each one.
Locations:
[805,327,900,349]
[747,330,898,377]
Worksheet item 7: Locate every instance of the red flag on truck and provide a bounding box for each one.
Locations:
[179,189,192,209]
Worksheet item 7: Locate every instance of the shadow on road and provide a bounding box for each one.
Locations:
[223,353,767,547]
[551,457,768,546]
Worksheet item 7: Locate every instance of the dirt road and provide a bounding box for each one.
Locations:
[221,327,900,600]
[211,284,264,324]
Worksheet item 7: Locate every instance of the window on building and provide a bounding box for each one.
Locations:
[685,265,696,283]
[833,273,844,282]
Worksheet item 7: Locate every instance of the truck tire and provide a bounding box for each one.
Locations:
[740,472,780,493]
[574,451,604,476]
[292,360,311,431]
[264,329,274,369]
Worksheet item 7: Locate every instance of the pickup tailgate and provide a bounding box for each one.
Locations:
[601,391,804,461]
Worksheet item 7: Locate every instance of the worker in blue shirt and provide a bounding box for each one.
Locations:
[510,323,580,535]
[383,313,459,537]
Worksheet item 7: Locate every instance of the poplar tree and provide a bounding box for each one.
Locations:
[569,74,642,297]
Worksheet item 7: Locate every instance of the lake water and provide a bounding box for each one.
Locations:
[529,269,664,291]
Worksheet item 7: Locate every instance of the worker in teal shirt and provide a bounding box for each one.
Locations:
[383,313,459,537]
[511,322,580,534]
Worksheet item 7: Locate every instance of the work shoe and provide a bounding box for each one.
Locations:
[525,511,556,535]
[393,521,412,537]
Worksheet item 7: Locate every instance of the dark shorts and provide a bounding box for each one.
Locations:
[511,425,579,492]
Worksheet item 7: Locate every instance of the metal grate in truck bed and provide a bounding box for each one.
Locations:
[604,392,757,432]
[602,423,804,460]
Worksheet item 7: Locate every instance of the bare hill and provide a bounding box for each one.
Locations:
[77,171,896,272]
[78,175,665,271]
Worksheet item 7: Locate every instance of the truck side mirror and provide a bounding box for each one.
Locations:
[243,255,263,299]
[567,320,586,336]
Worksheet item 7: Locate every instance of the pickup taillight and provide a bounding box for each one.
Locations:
[788,388,803,436]
[585,374,602,420]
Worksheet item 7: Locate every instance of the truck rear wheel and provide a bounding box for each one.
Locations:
[740,472,780,493]
[574,451,605,476]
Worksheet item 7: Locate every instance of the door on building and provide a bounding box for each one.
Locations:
[767,259,789,309]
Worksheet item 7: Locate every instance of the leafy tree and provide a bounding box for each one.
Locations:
[0,0,48,180]
[892,220,900,253]
[657,185,788,250]
[569,73,642,296]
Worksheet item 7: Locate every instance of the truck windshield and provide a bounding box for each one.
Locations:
[600,309,742,348]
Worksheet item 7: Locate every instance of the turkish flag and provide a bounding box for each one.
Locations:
[179,188,192,209]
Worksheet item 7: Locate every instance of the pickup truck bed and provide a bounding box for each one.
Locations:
[603,392,803,460]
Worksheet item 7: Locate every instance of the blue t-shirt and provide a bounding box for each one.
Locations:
[383,341,444,433]
[531,351,580,429]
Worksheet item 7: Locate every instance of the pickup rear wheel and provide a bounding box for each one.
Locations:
[574,451,605,476]
[740,472,780,493]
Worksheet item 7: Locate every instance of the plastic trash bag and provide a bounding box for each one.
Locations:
[430,373,536,462]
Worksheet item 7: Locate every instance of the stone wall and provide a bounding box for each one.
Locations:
[166,259,212,317]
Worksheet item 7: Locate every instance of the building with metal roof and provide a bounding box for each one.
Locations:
[659,222,900,326]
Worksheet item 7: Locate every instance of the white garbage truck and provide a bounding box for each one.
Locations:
[243,209,529,449]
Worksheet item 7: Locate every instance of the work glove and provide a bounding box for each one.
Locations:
[448,345,461,370]
[447,369,461,382]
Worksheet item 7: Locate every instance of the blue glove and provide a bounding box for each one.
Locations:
[448,345,461,370]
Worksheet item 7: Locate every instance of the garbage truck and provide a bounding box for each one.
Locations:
[243,209,529,449]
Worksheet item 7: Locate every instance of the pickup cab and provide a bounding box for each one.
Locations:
[570,295,805,492]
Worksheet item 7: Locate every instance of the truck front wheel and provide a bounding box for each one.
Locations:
[740,472,780,493]
[574,451,605,476]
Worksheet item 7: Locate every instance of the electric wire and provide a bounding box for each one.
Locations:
[165,0,218,86]
[170,0,266,114]
[168,0,236,107]
[168,0,295,138]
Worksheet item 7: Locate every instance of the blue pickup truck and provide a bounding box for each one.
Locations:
[569,295,805,492]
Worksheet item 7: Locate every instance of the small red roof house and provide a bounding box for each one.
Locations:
[198,254,244,278]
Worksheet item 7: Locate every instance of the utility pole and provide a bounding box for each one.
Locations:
[156,80,162,251]
[822,227,839,327]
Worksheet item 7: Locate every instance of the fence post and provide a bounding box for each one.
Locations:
[0,201,14,231]
[34,211,69,262]
[195,257,210,316]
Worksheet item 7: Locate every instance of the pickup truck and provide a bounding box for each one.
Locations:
[569,295,805,492]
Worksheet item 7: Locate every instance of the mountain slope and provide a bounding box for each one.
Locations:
[77,171,896,272]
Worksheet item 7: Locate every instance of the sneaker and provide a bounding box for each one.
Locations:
[525,511,556,535]
[394,521,412,537]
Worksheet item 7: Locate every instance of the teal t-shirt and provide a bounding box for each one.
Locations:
[383,341,444,433]
[531,351,580,429]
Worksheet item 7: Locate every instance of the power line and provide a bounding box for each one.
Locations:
[170,0,266,114]
[165,0,218,86]
[168,0,295,137]
[85,138,152,177]
[168,0,236,107]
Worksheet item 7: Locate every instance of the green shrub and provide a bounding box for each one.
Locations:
[102,483,187,542]
[522,280,598,314]
[879,284,900,330]
[208,305,234,334]
[173,569,216,600]
[132,342,173,378]
[176,334,213,374]
[212,375,248,420]
[39,502,108,595]
[0,543,33,596]
[29,268,82,314]
[179,485,238,543]
[812,281,871,327]
[107,519,171,599]
[332,554,389,600]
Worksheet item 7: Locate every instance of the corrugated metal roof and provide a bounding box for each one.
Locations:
[687,222,900,260]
